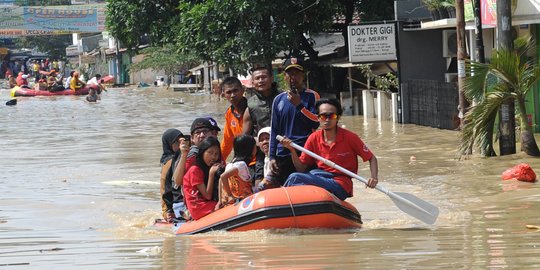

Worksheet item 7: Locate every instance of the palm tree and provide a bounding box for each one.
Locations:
[460,36,540,157]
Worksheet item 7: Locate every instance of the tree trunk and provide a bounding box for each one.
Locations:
[299,34,327,92]
[456,0,473,154]
[497,0,516,155]
[520,130,540,156]
[518,100,540,156]
[456,0,468,129]
[321,0,355,99]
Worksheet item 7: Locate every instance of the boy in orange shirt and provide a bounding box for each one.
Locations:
[220,77,247,160]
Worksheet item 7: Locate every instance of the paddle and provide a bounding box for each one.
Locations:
[5,99,17,106]
[276,135,439,225]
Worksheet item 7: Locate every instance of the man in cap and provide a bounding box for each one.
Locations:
[253,126,275,190]
[264,57,320,189]
[172,117,221,189]
[47,69,64,92]
[16,72,29,88]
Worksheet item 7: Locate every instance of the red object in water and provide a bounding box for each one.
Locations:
[11,85,92,97]
[501,163,537,182]
[101,75,114,83]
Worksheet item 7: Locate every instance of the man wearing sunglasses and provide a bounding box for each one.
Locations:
[280,99,379,200]
[266,57,320,188]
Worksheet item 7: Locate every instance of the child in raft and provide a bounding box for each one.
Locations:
[182,136,222,220]
[219,134,257,206]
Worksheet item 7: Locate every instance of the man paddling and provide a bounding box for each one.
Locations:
[280,98,379,200]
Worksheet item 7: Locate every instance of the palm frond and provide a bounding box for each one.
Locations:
[459,91,510,156]
[488,50,520,90]
[460,35,540,157]
[514,35,534,57]
[463,60,489,101]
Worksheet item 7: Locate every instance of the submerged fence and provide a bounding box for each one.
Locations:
[401,79,459,130]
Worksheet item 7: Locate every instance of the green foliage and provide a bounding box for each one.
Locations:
[441,0,455,8]
[358,64,398,92]
[105,0,397,76]
[174,0,341,73]
[15,35,71,59]
[422,0,444,11]
[357,0,395,21]
[129,45,197,84]
[105,0,180,54]
[461,36,540,157]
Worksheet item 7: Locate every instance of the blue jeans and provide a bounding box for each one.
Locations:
[284,169,348,200]
[173,201,187,220]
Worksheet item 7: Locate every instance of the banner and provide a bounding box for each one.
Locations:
[0,4,105,34]
[0,29,70,38]
[464,0,497,27]
[0,0,15,6]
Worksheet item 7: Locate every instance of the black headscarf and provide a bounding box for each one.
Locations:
[160,128,183,164]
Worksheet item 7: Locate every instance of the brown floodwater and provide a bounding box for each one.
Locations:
[1,87,539,269]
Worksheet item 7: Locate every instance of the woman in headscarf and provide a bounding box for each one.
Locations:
[160,128,190,223]
[160,128,183,222]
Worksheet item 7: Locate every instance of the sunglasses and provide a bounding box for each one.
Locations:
[317,113,338,120]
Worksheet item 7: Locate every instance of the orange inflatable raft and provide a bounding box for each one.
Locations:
[10,85,91,97]
[173,185,362,235]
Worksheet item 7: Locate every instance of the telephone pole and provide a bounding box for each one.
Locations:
[456,0,468,129]
[497,0,516,155]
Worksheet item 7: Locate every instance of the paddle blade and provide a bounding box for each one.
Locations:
[388,192,439,225]
[5,99,17,106]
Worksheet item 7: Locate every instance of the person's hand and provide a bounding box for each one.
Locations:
[366,177,378,189]
[209,163,221,176]
[221,195,235,206]
[280,137,295,151]
[287,90,301,107]
[164,211,175,223]
[179,137,190,154]
[192,133,203,146]
[269,159,280,175]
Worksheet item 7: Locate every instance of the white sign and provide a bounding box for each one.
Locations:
[348,23,397,63]
[66,45,80,57]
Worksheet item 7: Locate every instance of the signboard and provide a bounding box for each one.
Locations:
[66,45,80,56]
[0,0,15,6]
[464,0,497,27]
[80,54,96,64]
[348,23,397,63]
[0,4,105,34]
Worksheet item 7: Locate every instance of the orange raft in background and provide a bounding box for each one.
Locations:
[10,85,91,97]
[174,185,362,235]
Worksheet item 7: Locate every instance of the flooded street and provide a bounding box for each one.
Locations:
[1,87,539,269]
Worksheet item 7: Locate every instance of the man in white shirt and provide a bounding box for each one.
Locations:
[86,74,105,102]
